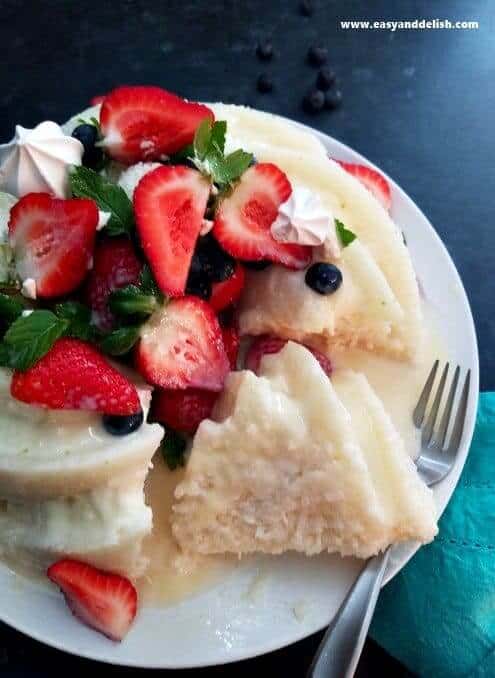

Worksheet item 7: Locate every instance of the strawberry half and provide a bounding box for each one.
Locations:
[100,86,214,164]
[213,163,312,270]
[221,325,240,370]
[136,297,229,391]
[209,262,245,313]
[152,388,218,434]
[334,160,391,212]
[90,94,106,106]
[47,559,137,642]
[84,237,142,332]
[11,338,141,415]
[8,193,98,298]
[134,165,210,297]
[245,335,332,377]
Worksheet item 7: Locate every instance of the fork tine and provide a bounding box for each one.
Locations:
[422,362,449,446]
[413,359,439,428]
[436,365,460,449]
[447,369,471,454]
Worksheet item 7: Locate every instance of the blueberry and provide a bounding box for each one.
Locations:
[257,74,274,93]
[324,89,343,110]
[103,410,144,436]
[299,0,313,16]
[307,46,328,67]
[186,272,212,300]
[316,67,336,90]
[305,262,343,294]
[197,235,236,282]
[72,123,104,169]
[189,249,210,278]
[302,88,325,113]
[256,41,274,61]
[243,260,272,270]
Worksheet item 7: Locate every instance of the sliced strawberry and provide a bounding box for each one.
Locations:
[245,335,332,377]
[84,238,142,332]
[134,166,210,297]
[152,388,218,434]
[213,163,312,270]
[210,262,245,313]
[221,325,240,369]
[100,86,214,164]
[136,297,229,391]
[11,338,141,415]
[8,193,98,298]
[334,160,391,212]
[47,559,137,642]
[90,94,106,106]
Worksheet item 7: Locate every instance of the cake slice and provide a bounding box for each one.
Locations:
[172,342,437,559]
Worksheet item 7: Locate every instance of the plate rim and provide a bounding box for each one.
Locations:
[0,112,479,668]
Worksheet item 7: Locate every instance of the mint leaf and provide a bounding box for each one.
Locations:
[109,285,159,317]
[169,143,194,163]
[194,119,213,161]
[1,310,68,371]
[99,325,141,356]
[55,301,96,341]
[212,149,253,187]
[0,294,24,324]
[335,219,357,248]
[139,265,163,301]
[210,120,226,155]
[160,430,187,470]
[69,166,134,236]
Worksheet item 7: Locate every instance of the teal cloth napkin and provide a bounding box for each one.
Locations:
[371,392,495,678]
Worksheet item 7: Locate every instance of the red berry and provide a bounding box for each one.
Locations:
[152,388,218,434]
[245,335,332,376]
[221,325,240,369]
[8,193,98,298]
[333,160,391,212]
[90,94,106,106]
[209,262,245,313]
[11,338,141,415]
[47,559,137,642]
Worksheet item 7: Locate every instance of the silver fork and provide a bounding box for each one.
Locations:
[308,361,471,678]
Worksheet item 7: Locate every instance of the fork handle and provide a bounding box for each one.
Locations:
[307,548,391,678]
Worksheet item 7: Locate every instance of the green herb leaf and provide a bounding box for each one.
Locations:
[0,243,16,285]
[139,264,163,301]
[335,219,357,248]
[109,285,159,317]
[1,310,69,371]
[54,301,96,341]
[169,143,194,163]
[160,430,187,470]
[99,325,141,356]
[210,120,226,155]
[0,293,24,324]
[69,166,134,236]
[194,118,213,161]
[212,149,253,187]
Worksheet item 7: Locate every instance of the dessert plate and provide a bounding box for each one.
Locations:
[0,115,479,668]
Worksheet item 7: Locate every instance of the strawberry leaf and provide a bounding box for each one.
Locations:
[335,219,357,247]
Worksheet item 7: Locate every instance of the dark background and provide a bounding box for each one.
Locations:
[0,0,493,675]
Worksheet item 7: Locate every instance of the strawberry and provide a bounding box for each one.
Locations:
[84,238,142,332]
[152,388,218,434]
[134,166,210,297]
[334,160,391,212]
[221,325,240,369]
[8,193,98,299]
[47,559,137,642]
[209,262,245,313]
[100,86,214,164]
[11,338,141,415]
[136,297,229,391]
[213,163,312,269]
[245,335,332,376]
[90,94,106,106]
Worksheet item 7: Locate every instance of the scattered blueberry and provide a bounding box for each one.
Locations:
[299,0,314,16]
[186,272,212,300]
[197,235,236,282]
[316,67,336,90]
[324,88,343,110]
[305,262,343,294]
[302,88,325,113]
[257,74,274,93]
[189,249,210,278]
[256,41,274,61]
[72,123,104,169]
[307,46,328,66]
[243,260,272,270]
[103,410,144,436]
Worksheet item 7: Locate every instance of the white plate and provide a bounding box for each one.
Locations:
[0,117,479,668]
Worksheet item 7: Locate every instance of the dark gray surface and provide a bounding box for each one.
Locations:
[0,0,493,675]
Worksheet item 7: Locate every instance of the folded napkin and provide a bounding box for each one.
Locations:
[371,392,495,678]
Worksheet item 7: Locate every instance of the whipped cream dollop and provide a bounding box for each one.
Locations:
[271,186,335,248]
[0,122,83,198]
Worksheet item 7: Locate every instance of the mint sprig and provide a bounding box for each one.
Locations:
[69,166,134,236]
[109,285,161,318]
[160,430,187,470]
[335,219,357,248]
[0,310,69,371]
[54,301,98,342]
[99,325,141,356]
[0,293,25,324]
